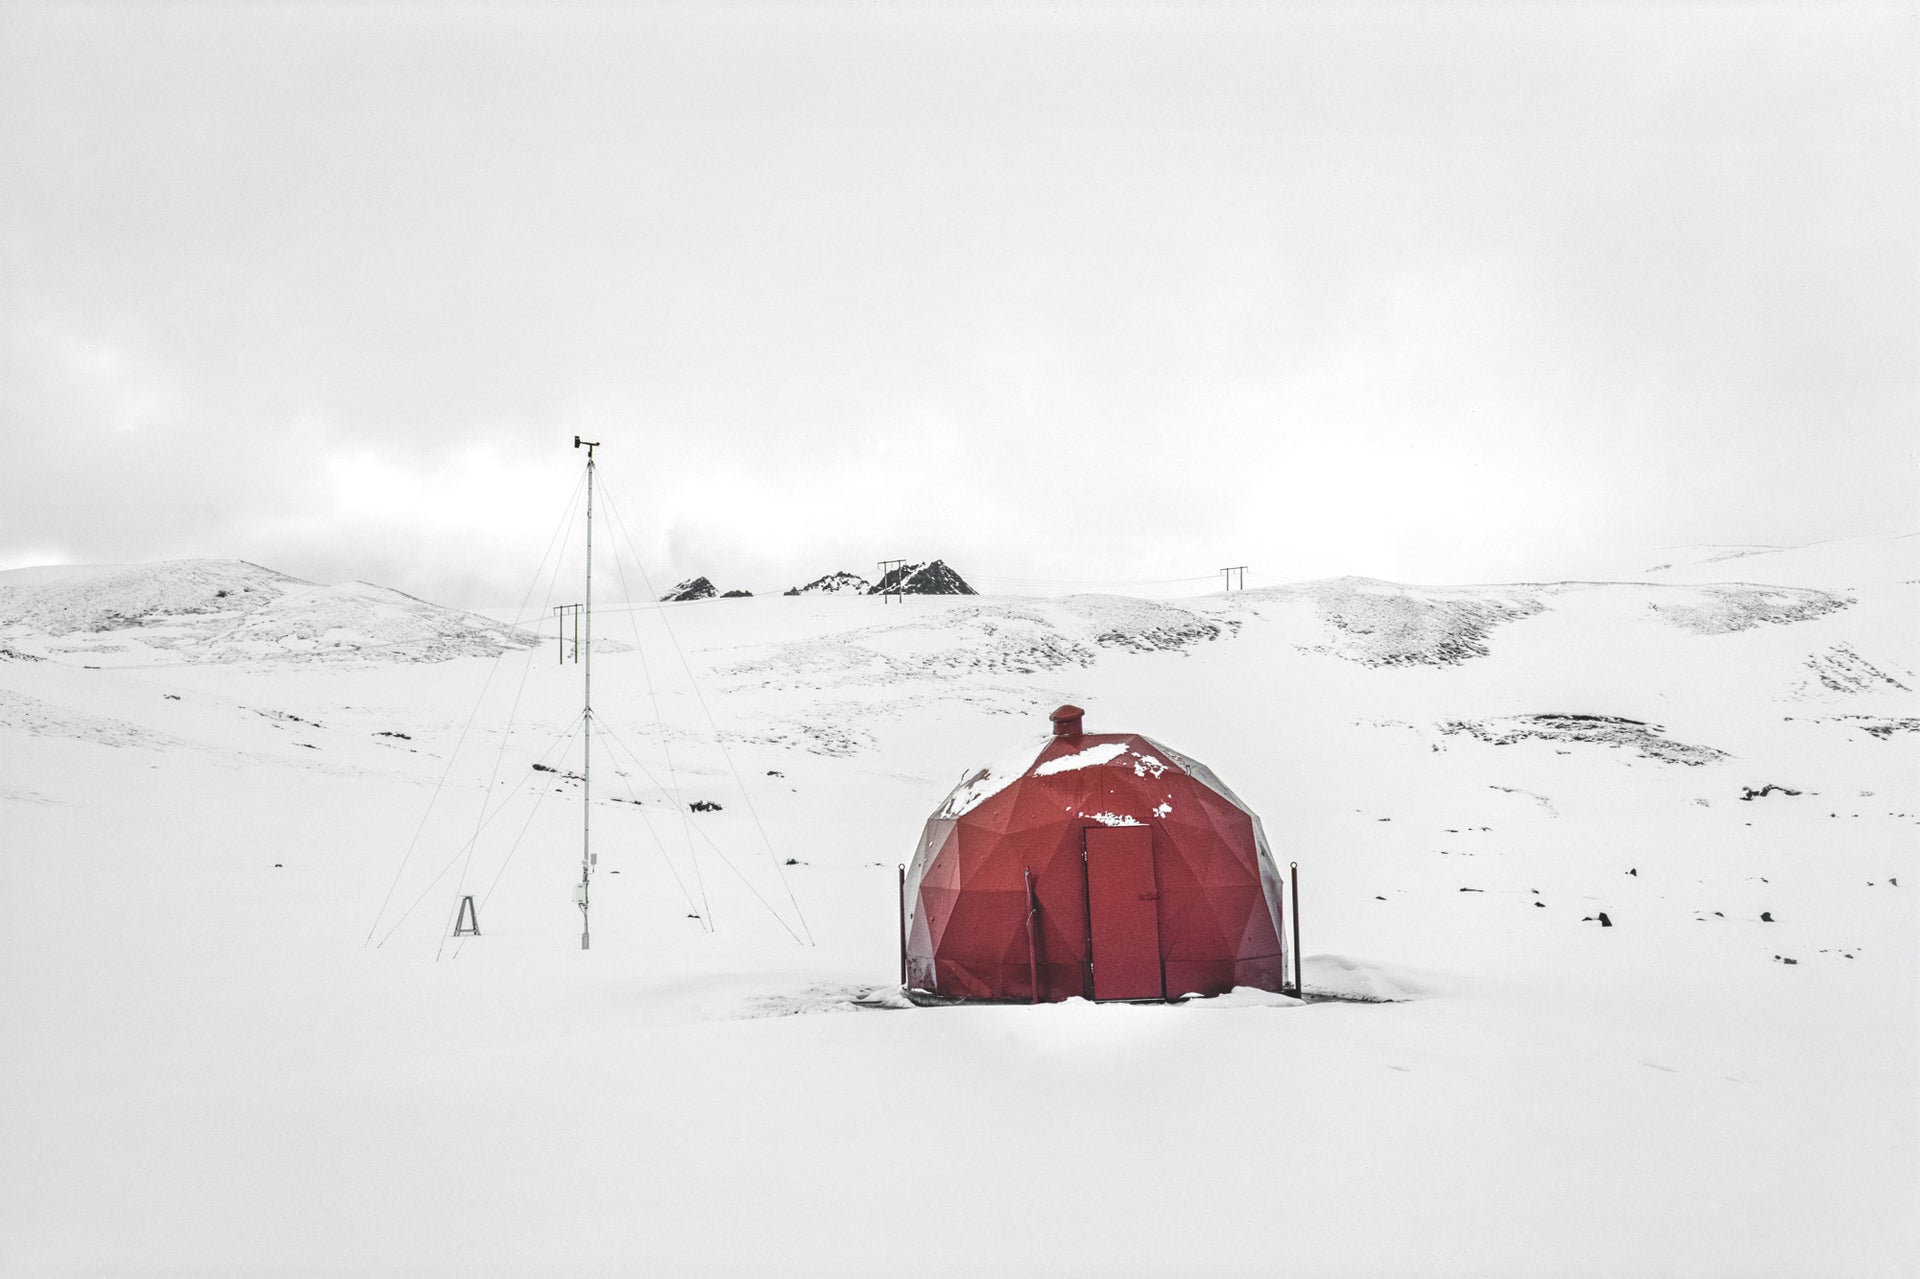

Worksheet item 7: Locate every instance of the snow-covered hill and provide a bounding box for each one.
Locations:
[1628,530,1920,588]
[1,536,1914,1277]
[0,559,535,664]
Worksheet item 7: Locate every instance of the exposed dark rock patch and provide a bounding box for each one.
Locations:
[1786,714,1920,739]
[1092,617,1232,653]
[252,707,322,729]
[1851,717,1920,739]
[1798,643,1910,695]
[1439,714,1728,766]
[1740,784,1801,800]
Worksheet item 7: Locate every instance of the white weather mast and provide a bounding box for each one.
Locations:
[367,434,814,956]
[573,434,599,949]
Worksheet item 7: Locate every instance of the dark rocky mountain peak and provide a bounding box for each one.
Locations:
[785,571,873,596]
[661,576,718,602]
[870,560,976,596]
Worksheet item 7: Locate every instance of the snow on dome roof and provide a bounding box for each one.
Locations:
[934,709,1216,820]
[935,733,1054,819]
[1032,740,1130,776]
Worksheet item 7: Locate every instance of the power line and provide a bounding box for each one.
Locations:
[966,572,1223,588]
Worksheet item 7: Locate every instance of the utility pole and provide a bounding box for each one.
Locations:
[877,559,907,604]
[573,435,600,950]
[554,603,582,664]
[1220,565,1248,592]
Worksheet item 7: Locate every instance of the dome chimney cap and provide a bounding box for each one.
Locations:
[1049,704,1085,738]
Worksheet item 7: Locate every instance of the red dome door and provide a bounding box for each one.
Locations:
[1084,826,1164,1000]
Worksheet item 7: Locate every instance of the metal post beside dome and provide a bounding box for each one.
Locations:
[1291,861,1302,999]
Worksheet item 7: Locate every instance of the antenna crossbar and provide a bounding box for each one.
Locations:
[554,603,582,663]
[877,558,907,604]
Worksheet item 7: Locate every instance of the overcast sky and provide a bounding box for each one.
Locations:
[2,1,1914,605]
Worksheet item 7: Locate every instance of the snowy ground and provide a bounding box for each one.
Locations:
[2,536,1915,1276]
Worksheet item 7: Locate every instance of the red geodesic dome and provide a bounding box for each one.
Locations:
[903,706,1288,1002]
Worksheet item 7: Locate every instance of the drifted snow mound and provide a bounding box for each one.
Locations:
[1634,532,1920,589]
[1643,584,1850,634]
[1181,986,1305,1009]
[1641,544,1786,574]
[1255,577,1546,667]
[870,559,975,596]
[0,688,180,749]
[0,560,533,664]
[785,571,871,596]
[716,595,1233,694]
[706,566,1893,755]
[1302,955,1443,1002]
[1249,577,1858,668]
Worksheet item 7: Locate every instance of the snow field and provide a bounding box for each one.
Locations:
[2,540,1915,1275]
